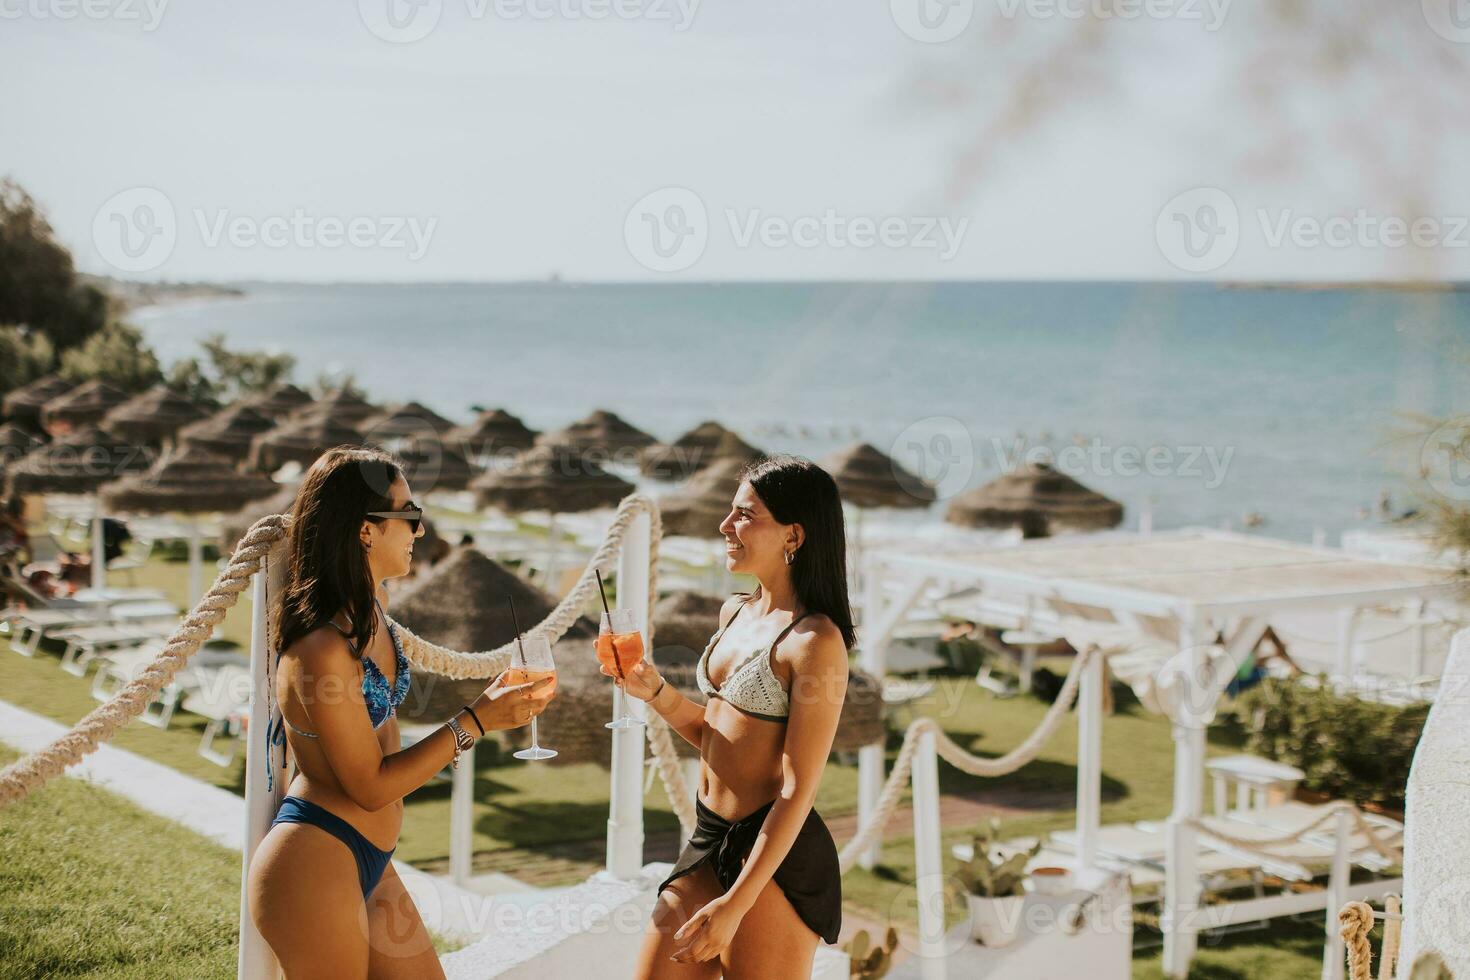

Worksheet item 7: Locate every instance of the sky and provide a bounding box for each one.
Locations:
[4,0,1470,283]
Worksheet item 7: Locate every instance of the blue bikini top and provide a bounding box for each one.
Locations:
[276,597,411,737]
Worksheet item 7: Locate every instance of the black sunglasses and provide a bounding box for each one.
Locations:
[366,501,424,534]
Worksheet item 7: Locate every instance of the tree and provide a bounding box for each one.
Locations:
[0,178,108,351]
[0,325,56,395]
[58,321,162,393]
[198,332,295,396]
[165,356,220,405]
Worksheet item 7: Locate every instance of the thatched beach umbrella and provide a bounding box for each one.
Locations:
[821,442,936,510]
[3,374,71,431]
[289,388,379,426]
[393,546,597,725]
[7,425,155,590]
[448,408,538,460]
[945,461,1123,537]
[472,443,634,514]
[640,422,763,481]
[242,383,313,421]
[179,403,278,463]
[537,409,656,458]
[361,401,457,439]
[103,385,211,447]
[219,483,298,553]
[6,425,153,496]
[0,424,42,475]
[41,379,130,435]
[101,445,280,601]
[248,413,363,473]
[658,456,746,539]
[396,440,480,494]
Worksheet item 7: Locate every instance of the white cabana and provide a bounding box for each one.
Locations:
[860,528,1460,979]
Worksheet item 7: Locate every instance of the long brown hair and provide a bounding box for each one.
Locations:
[742,455,856,651]
[273,445,403,658]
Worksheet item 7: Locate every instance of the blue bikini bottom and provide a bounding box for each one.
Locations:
[271,795,396,898]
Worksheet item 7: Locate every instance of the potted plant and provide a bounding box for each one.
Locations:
[954,818,1041,947]
[844,926,899,979]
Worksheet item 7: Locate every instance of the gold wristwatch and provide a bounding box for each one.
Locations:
[446,715,475,769]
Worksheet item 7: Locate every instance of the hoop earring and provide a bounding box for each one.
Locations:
[784,550,795,565]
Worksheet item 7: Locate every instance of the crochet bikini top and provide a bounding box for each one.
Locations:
[696,595,812,723]
[278,597,411,737]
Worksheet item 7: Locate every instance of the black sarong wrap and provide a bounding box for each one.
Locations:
[658,796,842,945]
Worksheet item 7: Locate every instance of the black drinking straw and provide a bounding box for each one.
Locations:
[595,568,612,617]
[508,594,526,668]
[594,569,623,678]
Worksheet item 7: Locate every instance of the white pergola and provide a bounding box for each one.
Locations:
[859,528,1459,979]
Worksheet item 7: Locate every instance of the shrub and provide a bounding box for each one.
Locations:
[1225,677,1429,812]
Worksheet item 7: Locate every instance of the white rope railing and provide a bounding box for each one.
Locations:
[836,644,1099,874]
[1184,802,1403,865]
[0,493,697,835]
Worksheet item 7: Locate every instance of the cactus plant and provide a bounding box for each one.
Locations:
[845,926,900,979]
[955,818,1042,899]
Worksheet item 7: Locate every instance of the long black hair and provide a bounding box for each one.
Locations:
[742,454,856,651]
[274,445,402,659]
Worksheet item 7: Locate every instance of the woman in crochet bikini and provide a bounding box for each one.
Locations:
[607,455,853,980]
[247,447,556,979]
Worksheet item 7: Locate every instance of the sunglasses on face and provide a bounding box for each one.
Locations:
[366,501,424,534]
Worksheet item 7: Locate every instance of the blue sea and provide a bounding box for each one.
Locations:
[132,282,1470,543]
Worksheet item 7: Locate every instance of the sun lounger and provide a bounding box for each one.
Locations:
[91,642,187,729]
[54,619,180,676]
[180,664,252,766]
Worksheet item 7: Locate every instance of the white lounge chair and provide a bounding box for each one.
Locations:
[180,663,252,766]
[91,642,186,729]
[54,618,180,676]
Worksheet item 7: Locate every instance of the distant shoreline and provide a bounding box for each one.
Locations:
[82,275,246,313]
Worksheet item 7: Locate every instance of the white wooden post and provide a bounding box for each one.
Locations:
[1320,808,1351,980]
[856,553,887,870]
[1334,607,1359,682]
[238,558,283,980]
[450,741,475,888]
[607,508,649,879]
[187,518,204,606]
[91,505,106,590]
[1163,615,1208,979]
[1074,648,1103,875]
[911,726,947,980]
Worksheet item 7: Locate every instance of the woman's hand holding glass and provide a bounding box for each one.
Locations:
[599,657,664,703]
[471,666,556,731]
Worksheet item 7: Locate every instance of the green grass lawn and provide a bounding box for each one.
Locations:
[0,551,1337,977]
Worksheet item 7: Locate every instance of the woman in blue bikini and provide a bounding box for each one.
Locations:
[247,447,555,979]
[607,455,854,980]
